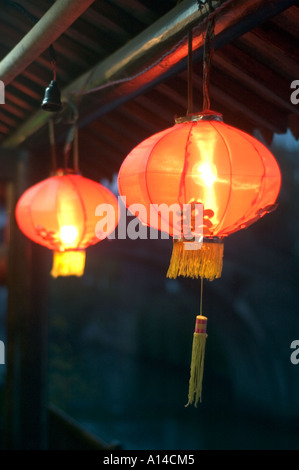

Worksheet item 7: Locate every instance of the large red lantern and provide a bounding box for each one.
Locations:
[118,110,281,407]
[16,169,119,277]
[118,111,281,281]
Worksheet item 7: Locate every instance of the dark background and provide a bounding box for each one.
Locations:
[0,130,290,450]
[0,130,298,450]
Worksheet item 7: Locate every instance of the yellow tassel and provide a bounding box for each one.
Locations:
[185,315,208,407]
[167,238,224,281]
[51,250,86,278]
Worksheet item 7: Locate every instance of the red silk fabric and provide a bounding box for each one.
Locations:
[16,171,119,251]
[118,115,281,238]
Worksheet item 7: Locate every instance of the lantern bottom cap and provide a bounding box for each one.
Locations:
[51,250,86,278]
[166,239,224,281]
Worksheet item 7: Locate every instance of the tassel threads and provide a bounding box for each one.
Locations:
[51,250,86,278]
[185,315,208,407]
[167,238,224,281]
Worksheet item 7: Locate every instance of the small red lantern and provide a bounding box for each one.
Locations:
[16,169,119,277]
[118,111,281,281]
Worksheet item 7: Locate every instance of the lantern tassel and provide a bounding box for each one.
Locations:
[185,315,208,407]
[51,250,86,278]
[167,238,224,281]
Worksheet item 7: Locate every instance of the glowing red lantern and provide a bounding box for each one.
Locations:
[16,169,119,277]
[118,110,281,406]
[118,111,281,281]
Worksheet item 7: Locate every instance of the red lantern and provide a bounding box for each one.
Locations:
[16,169,119,277]
[118,110,281,406]
[118,111,281,281]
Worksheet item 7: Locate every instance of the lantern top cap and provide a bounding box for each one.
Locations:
[175,110,223,124]
[50,168,81,177]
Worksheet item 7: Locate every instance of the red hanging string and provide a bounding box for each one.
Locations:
[202,13,215,111]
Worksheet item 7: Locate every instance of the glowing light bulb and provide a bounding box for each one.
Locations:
[60,225,79,246]
[193,162,217,187]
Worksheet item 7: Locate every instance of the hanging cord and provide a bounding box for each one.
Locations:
[73,122,80,173]
[200,276,204,316]
[63,100,80,172]
[49,45,57,81]
[48,118,57,173]
[187,29,193,115]
[202,1,215,111]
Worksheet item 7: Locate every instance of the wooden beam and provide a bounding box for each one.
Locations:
[102,108,155,142]
[135,91,182,124]
[0,0,95,86]
[271,5,299,38]
[121,99,170,134]
[240,29,298,80]
[3,0,297,149]
[211,68,287,132]
[79,127,125,168]
[190,72,283,134]
[0,0,264,146]
[214,43,299,117]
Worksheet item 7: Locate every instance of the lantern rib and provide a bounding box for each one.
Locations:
[232,131,268,229]
[143,143,155,223]
[67,175,88,249]
[28,188,39,245]
[179,123,194,208]
[33,180,59,249]
[143,128,178,230]
[209,121,233,237]
[54,177,60,249]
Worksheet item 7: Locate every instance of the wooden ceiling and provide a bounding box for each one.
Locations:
[0,0,298,181]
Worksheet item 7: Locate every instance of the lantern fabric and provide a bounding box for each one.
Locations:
[118,111,281,281]
[16,169,119,277]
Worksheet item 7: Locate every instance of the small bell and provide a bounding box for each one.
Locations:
[41,80,62,112]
